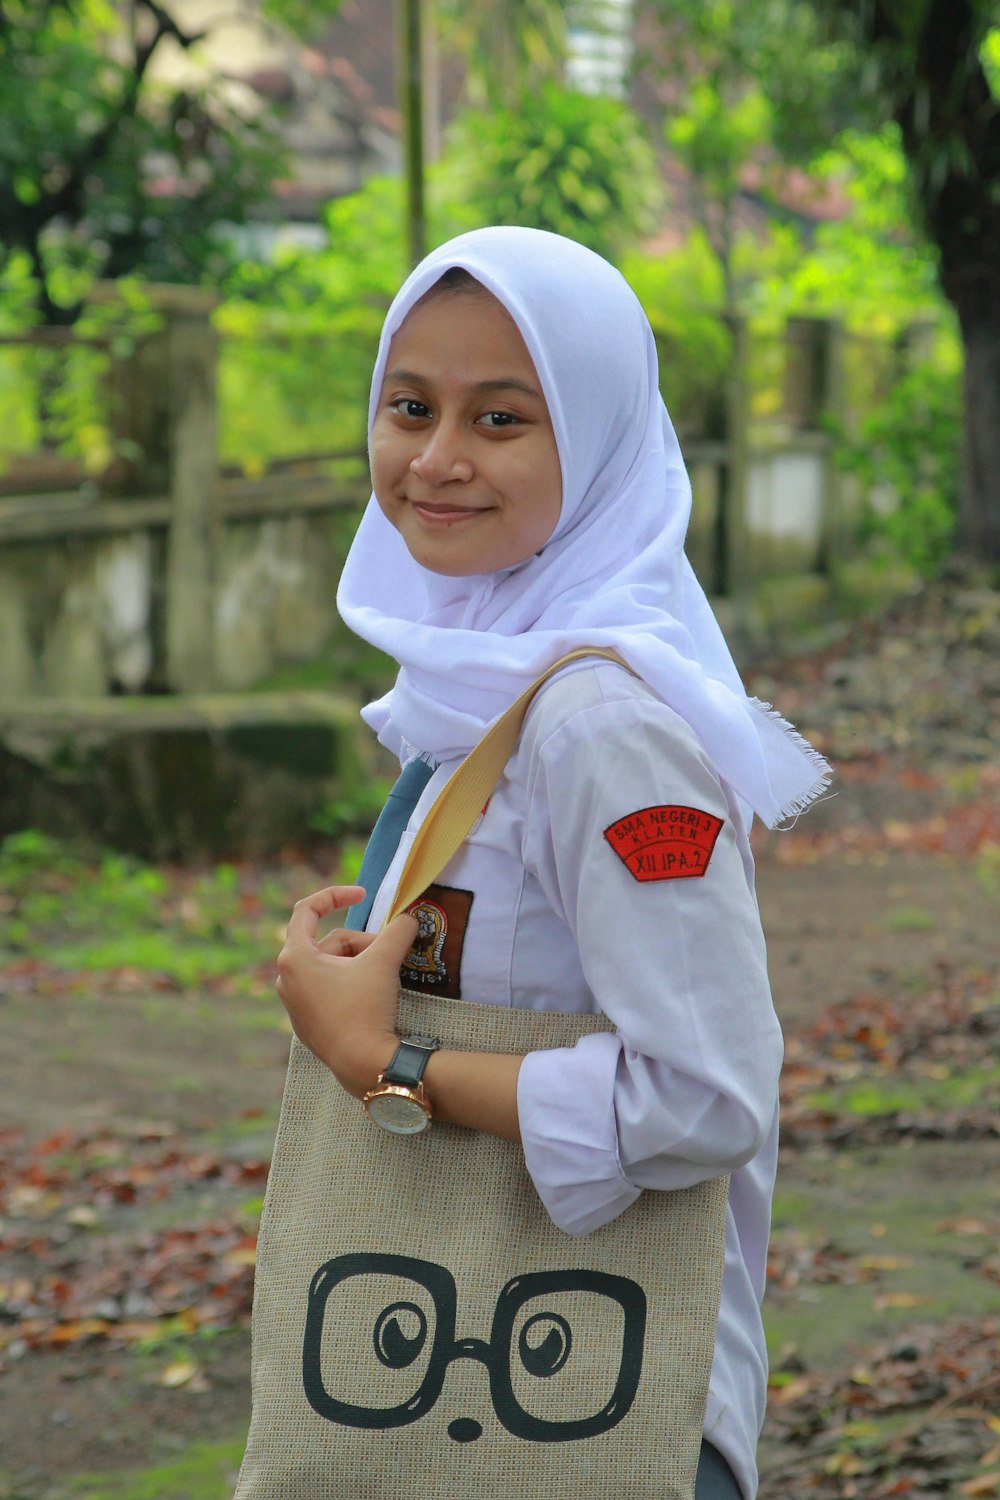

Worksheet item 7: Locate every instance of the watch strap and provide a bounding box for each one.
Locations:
[382,1034,440,1088]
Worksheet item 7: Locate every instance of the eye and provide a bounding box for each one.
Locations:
[518,1312,572,1377]
[390,398,431,420]
[373,1301,428,1369]
[478,410,519,428]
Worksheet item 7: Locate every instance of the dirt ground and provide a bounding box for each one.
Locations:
[3,838,997,1499]
[2,576,999,1499]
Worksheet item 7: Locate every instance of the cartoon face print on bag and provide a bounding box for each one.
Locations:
[302,1252,647,1445]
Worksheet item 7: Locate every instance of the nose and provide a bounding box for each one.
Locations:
[448,1417,482,1442]
[409,422,474,485]
[444,1335,491,1442]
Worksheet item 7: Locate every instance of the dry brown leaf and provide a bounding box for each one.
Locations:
[960,1474,1000,1497]
[873,1291,931,1310]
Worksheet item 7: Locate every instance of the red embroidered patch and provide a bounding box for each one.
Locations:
[603,805,724,882]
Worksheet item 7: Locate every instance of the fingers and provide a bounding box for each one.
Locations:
[316,929,378,957]
[279,893,415,984]
[306,911,418,979]
[283,886,366,943]
[370,911,420,970]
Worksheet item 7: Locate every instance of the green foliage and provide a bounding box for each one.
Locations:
[754,126,942,332]
[833,359,962,576]
[0,0,288,322]
[442,84,663,263]
[308,775,394,841]
[333,836,369,887]
[0,828,81,879]
[260,0,346,37]
[649,0,865,159]
[217,83,664,468]
[436,0,567,109]
[217,174,476,468]
[983,25,1000,93]
[646,0,861,304]
[665,76,771,193]
[619,233,733,423]
[643,1,949,328]
[0,275,162,470]
[662,72,772,303]
[801,2,1000,283]
[0,830,297,990]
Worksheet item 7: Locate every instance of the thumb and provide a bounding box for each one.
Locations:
[369,911,420,972]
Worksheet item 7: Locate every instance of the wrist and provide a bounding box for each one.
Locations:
[336,1027,399,1100]
[363,1034,442,1136]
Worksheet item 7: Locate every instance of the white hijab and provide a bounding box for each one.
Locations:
[337,226,829,828]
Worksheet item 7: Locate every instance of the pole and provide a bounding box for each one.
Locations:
[396,0,427,268]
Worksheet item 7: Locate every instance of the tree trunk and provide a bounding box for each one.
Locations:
[955,294,1000,563]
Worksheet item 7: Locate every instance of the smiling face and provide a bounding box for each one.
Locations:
[369,283,562,577]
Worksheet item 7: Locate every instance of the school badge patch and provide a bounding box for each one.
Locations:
[603,804,724,883]
[400,884,474,998]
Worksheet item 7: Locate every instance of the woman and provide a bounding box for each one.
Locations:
[271,226,830,1498]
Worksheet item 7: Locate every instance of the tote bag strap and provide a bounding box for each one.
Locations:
[384,647,630,923]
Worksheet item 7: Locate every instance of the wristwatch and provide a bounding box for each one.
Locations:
[363,1035,441,1135]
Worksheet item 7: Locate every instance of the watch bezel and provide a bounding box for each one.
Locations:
[363,1081,433,1135]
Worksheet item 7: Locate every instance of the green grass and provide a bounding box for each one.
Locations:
[57,1437,247,1500]
[0,830,308,990]
[805,1064,1000,1117]
[53,934,260,986]
[763,1140,1000,1369]
[884,903,935,933]
[0,821,383,989]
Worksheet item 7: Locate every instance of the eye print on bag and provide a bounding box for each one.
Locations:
[302,1252,647,1445]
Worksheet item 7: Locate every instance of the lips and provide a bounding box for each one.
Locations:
[409,500,487,525]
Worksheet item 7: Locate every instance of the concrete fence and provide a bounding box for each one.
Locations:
[0,286,919,704]
[0,288,928,853]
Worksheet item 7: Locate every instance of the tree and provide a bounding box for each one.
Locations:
[0,0,341,325]
[642,0,868,309]
[434,0,567,111]
[443,83,663,264]
[801,0,1000,558]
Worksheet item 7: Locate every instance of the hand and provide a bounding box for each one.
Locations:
[275,885,419,1098]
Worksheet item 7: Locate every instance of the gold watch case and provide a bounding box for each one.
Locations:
[363,1080,433,1135]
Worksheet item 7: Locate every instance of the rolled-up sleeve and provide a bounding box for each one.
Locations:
[517,687,782,1236]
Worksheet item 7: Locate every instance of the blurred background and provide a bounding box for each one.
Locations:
[2,2,992,751]
[1,5,999,1498]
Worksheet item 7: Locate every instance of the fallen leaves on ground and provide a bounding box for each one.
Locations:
[0,1124,266,1368]
[763,1318,1000,1498]
[747,573,1000,772]
[759,791,1000,864]
[766,1234,915,1301]
[779,966,1000,1152]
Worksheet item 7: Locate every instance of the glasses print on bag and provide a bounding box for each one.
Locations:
[303,1253,647,1445]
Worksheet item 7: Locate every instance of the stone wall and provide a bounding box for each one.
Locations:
[0,690,375,859]
[0,499,359,700]
[0,293,881,705]
[0,531,155,699]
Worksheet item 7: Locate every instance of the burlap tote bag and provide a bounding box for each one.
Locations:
[235,651,730,1500]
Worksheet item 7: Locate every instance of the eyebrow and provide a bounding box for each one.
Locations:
[384,368,544,401]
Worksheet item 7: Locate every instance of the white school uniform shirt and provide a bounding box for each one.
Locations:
[366,660,782,1500]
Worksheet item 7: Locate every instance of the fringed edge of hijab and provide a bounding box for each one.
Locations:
[748,697,834,828]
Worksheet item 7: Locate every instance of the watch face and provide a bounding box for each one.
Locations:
[365,1087,431,1135]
